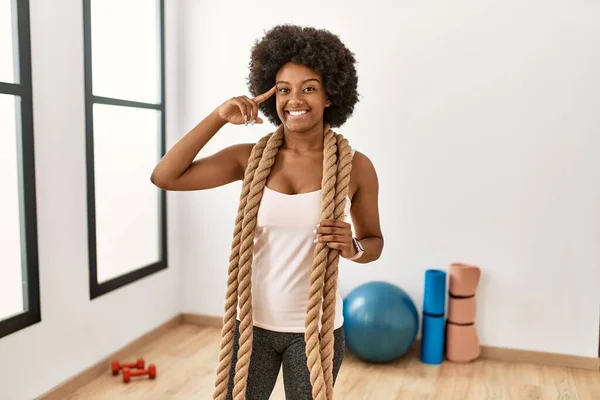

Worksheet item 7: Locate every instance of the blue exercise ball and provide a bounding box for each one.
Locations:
[343,281,419,363]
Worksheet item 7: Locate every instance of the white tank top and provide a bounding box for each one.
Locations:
[240,184,351,333]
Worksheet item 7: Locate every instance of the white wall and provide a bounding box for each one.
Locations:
[1,3,597,398]
[0,1,182,399]
[178,0,600,358]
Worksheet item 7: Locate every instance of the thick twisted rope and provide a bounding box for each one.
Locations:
[233,129,284,399]
[304,126,338,400]
[213,124,352,400]
[213,132,275,400]
[318,134,353,399]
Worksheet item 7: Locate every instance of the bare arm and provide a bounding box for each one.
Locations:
[150,86,276,191]
[150,110,250,191]
[315,151,384,263]
[348,151,384,263]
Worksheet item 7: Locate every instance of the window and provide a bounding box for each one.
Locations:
[0,0,41,339]
[83,0,167,299]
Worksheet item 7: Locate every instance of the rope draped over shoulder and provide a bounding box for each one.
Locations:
[213,124,353,400]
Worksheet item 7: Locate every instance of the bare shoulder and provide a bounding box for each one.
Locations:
[229,142,255,156]
[228,142,255,174]
[350,150,379,197]
[347,149,383,248]
[351,150,377,175]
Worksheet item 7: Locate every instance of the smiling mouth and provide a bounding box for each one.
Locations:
[286,110,310,119]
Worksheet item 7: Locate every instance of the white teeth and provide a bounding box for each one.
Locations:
[288,110,308,116]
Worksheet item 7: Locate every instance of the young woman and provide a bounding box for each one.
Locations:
[151,25,384,400]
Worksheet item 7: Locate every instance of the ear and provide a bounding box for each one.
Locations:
[325,99,332,107]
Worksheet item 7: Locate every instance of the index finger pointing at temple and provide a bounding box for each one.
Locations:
[253,85,276,104]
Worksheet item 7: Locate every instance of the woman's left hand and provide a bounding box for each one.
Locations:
[314,219,356,259]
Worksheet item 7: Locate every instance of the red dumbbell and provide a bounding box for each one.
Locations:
[122,364,157,383]
[111,358,145,375]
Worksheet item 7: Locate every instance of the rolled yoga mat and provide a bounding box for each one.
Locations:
[420,269,446,364]
[446,262,481,363]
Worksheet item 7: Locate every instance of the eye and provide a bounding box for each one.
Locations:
[304,86,316,92]
[278,87,289,93]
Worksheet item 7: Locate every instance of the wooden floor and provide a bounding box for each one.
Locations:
[64,324,599,400]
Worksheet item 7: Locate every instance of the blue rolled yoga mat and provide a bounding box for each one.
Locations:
[423,269,446,315]
[420,313,445,364]
[420,269,447,364]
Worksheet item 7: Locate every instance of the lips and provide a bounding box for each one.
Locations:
[286,109,310,119]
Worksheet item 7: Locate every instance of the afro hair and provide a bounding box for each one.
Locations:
[247,24,359,128]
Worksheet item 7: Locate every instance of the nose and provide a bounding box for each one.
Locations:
[288,89,305,106]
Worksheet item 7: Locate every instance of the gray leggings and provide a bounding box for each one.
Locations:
[226,321,345,400]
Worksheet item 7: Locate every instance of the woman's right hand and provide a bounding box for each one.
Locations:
[215,85,277,126]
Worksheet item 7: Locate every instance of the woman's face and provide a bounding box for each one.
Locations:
[274,62,331,133]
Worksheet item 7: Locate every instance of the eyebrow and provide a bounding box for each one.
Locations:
[276,78,320,85]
